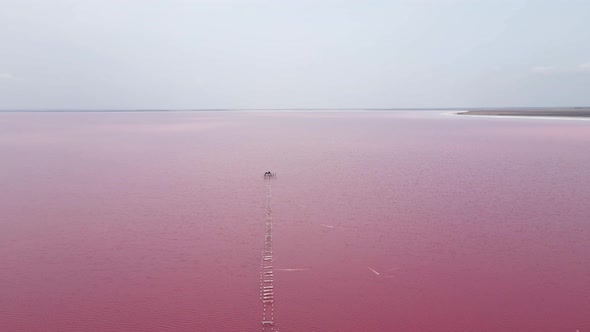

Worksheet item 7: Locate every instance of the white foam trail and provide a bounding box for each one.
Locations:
[368,267,380,275]
[320,224,334,229]
[275,268,310,272]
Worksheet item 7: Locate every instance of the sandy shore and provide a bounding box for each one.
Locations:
[458,108,590,118]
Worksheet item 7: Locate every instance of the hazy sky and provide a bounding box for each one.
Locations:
[1,0,589,109]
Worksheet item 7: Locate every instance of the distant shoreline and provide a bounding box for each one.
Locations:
[1,107,590,115]
[458,109,590,118]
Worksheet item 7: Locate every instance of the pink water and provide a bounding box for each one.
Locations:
[1,111,589,331]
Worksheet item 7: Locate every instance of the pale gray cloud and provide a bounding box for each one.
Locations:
[530,66,564,75]
[531,62,590,76]
[576,62,590,73]
[1,0,590,109]
[0,73,15,80]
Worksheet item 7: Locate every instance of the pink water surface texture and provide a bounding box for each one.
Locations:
[1,111,589,331]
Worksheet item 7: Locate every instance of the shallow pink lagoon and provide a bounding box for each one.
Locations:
[1,111,589,331]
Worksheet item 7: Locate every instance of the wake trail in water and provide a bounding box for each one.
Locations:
[368,267,380,276]
[260,175,277,331]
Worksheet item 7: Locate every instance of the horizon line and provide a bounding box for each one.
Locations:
[1,106,590,113]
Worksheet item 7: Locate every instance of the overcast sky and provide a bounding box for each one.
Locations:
[1,0,589,109]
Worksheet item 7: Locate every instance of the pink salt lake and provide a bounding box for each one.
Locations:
[1,111,589,331]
